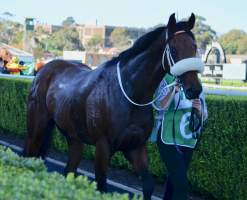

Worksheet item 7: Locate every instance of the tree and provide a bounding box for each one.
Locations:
[85,34,103,52]
[192,15,217,50]
[32,46,45,59]
[219,29,247,54]
[0,19,23,45]
[10,30,24,49]
[41,27,83,56]
[110,27,131,49]
[62,16,75,27]
[2,12,14,17]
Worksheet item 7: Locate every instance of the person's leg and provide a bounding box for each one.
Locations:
[181,146,194,195]
[157,133,193,200]
[183,147,193,171]
[162,175,173,200]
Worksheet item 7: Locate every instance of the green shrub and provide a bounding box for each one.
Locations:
[0,146,139,200]
[0,77,246,200]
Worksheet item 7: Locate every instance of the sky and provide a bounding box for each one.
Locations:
[1,0,247,34]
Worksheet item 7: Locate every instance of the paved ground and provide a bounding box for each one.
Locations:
[0,134,209,200]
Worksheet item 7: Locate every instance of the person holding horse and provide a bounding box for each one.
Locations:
[151,72,208,200]
[23,13,204,200]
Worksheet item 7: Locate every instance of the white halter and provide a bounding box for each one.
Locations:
[162,30,204,76]
[117,29,204,109]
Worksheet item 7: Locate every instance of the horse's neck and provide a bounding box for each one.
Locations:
[121,50,165,102]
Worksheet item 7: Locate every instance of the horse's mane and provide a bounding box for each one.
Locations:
[118,26,165,64]
[105,26,165,66]
[104,20,194,67]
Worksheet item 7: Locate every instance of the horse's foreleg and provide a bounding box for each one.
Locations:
[124,146,154,200]
[64,138,84,175]
[95,137,110,192]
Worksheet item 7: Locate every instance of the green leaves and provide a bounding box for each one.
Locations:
[219,29,247,54]
[41,27,83,56]
[62,17,76,27]
[0,146,45,172]
[110,28,131,50]
[0,147,139,200]
[86,34,103,52]
[192,15,217,50]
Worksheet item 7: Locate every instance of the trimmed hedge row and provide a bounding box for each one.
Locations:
[0,77,246,200]
[0,146,138,200]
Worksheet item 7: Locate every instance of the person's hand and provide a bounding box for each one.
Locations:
[192,99,201,116]
[174,83,180,93]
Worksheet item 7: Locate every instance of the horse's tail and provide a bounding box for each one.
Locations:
[23,61,57,158]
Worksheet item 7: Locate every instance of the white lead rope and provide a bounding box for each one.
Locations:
[152,86,176,111]
[117,62,177,107]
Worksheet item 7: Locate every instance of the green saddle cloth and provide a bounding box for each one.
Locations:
[160,101,197,148]
[160,75,198,148]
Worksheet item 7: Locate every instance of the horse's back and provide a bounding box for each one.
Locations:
[30,60,90,94]
[38,59,91,76]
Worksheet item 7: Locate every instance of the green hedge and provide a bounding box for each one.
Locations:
[0,146,138,200]
[0,77,246,200]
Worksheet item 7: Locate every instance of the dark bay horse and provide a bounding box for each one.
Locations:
[23,13,203,200]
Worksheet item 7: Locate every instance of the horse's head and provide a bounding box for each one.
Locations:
[162,13,204,99]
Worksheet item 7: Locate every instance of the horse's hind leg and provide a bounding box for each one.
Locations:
[124,146,154,200]
[23,101,54,159]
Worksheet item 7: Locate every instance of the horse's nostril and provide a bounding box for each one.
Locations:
[185,89,194,100]
[185,87,202,99]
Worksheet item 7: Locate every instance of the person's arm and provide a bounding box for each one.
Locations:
[160,87,174,107]
[159,85,180,108]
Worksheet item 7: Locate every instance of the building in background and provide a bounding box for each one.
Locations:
[76,24,145,48]
[35,22,62,34]
[63,50,114,69]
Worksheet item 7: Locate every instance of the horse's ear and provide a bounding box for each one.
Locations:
[187,13,195,30]
[167,13,176,37]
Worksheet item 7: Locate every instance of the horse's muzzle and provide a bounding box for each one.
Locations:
[184,85,202,100]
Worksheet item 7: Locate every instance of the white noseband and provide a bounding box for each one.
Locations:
[170,57,204,76]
